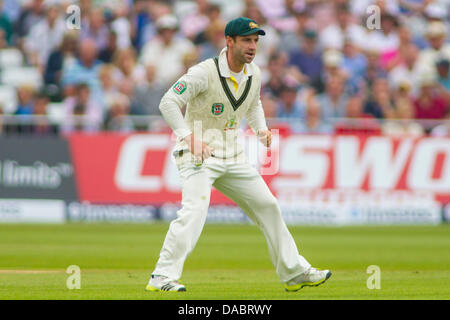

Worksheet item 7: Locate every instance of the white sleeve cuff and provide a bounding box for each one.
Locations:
[175,128,192,140]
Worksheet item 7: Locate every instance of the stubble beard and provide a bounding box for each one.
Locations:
[237,48,254,65]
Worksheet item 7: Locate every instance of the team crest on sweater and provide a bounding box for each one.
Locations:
[173,81,187,94]
[211,103,224,115]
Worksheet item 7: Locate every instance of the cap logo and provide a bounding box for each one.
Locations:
[249,22,258,29]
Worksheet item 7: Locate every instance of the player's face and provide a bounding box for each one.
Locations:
[228,34,259,64]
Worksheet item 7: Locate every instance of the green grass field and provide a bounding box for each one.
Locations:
[0,223,449,300]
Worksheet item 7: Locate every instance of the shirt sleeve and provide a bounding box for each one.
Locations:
[158,63,209,139]
[245,75,268,134]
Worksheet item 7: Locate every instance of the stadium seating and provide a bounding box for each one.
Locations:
[0,48,24,69]
[0,85,18,114]
[1,67,42,88]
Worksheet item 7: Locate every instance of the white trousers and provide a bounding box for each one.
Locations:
[152,156,311,283]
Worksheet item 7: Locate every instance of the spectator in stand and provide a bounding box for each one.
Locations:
[130,0,153,50]
[363,48,388,93]
[180,0,211,42]
[317,75,349,119]
[13,90,57,136]
[423,1,449,23]
[133,64,166,116]
[44,31,78,101]
[395,1,432,49]
[244,3,280,68]
[14,85,35,115]
[256,92,290,134]
[80,7,110,51]
[182,50,199,74]
[78,0,93,22]
[364,77,395,119]
[313,49,350,94]
[259,0,283,18]
[205,3,222,26]
[2,0,20,23]
[413,73,449,121]
[416,21,450,77]
[341,37,367,92]
[61,38,104,107]
[1,0,448,137]
[392,79,415,117]
[62,83,103,133]
[382,90,424,138]
[345,95,376,119]
[99,31,118,63]
[435,58,450,106]
[139,14,195,87]
[113,47,146,85]
[436,58,450,90]
[261,93,278,119]
[117,77,140,116]
[262,51,289,98]
[110,3,132,50]
[0,0,12,46]
[366,13,399,56]
[279,9,311,54]
[15,0,46,52]
[104,93,134,132]
[137,0,173,49]
[388,43,421,97]
[289,29,323,91]
[382,24,414,71]
[24,3,65,71]
[294,93,333,134]
[191,3,222,45]
[0,28,7,49]
[29,92,58,136]
[319,3,366,51]
[276,81,304,119]
[335,95,380,135]
[98,64,119,111]
[198,20,226,61]
[253,0,299,22]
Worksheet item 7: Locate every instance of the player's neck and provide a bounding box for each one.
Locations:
[226,50,244,73]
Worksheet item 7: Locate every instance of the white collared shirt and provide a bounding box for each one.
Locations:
[216,47,254,94]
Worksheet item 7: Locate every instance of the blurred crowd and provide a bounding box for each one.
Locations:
[0,0,449,137]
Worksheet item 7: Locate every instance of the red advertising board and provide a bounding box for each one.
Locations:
[68,133,450,205]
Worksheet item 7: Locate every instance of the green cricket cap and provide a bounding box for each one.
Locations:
[225,17,266,37]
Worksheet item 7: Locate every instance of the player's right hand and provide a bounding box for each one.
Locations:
[183,134,214,163]
[257,129,272,147]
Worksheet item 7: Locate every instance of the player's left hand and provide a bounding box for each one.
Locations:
[257,129,272,147]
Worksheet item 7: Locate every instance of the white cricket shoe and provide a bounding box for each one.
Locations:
[285,267,332,292]
[145,274,186,292]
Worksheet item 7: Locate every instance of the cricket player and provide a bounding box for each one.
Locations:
[146,17,331,292]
